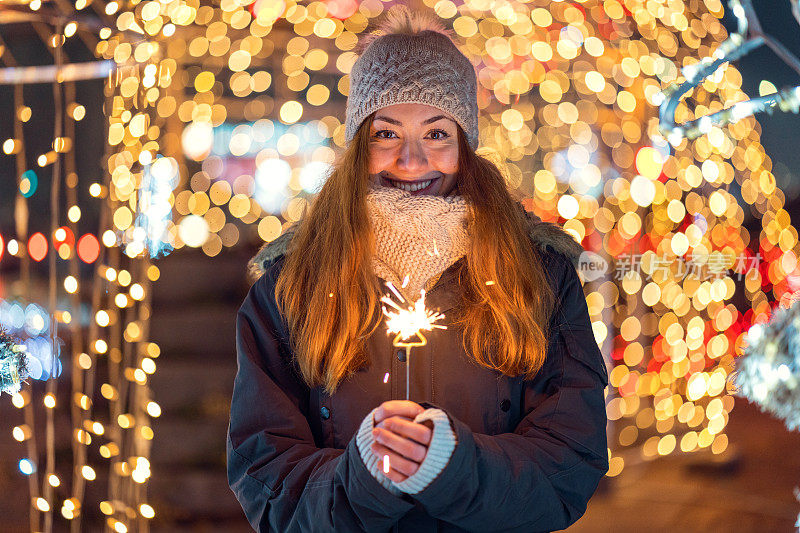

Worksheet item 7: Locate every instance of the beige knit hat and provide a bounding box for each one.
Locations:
[345,7,479,149]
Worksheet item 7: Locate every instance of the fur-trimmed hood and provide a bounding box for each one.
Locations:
[248,211,584,279]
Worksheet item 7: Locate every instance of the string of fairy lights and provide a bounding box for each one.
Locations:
[1,2,160,532]
[2,0,800,530]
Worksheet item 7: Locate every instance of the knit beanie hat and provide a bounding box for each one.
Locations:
[345,7,479,149]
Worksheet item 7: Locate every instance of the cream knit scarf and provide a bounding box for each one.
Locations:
[365,182,470,301]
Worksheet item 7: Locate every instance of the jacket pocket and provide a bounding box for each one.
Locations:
[559,324,608,387]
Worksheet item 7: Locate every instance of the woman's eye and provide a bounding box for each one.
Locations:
[427,129,450,140]
[373,130,397,139]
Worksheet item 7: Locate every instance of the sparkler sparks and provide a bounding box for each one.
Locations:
[382,454,390,474]
[381,281,447,400]
[381,282,446,342]
[425,238,440,257]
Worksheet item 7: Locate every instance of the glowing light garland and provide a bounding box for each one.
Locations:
[657,0,800,143]
[0,5,161,530]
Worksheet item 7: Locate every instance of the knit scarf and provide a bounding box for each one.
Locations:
[365,182,470,301]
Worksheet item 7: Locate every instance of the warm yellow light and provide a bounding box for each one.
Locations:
[118,414,135,429]
[557,195,579,219]
[72,104,86,121]
[100,442,119,458]
[500,109,524,131]
[101,383,117,400]
[635,147,664,180]
[43,393,56,409]
[139,503,155,519]
[630,175,656,207]
[35,497,50,512]
[132,469,148,484]
[12,392,26,408]
[77,392,91,409]
[3,138,16,154]
[115,294,129,308]
[99,501,114,515]
[67,205,81,222]
[129,283,145,300]
[82,465,97,481]
[758,80,778,96]
[64,21,77,37]
[76,429,92,444]
[96,310,110,327]
[64,275,78,293]
[584,71,605,92]
[12,425,30,442]
[147,265,160,281]
[141,357,156,374]
[279,101,303,124]
[194,71,215,93]
[146,401,162,418]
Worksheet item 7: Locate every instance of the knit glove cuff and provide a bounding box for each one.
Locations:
[356,408,402,495]
[355,407,457,495]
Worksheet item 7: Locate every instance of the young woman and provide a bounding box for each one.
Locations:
[228,9,609,532]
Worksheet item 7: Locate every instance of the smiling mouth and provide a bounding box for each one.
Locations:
[382,174,440,193]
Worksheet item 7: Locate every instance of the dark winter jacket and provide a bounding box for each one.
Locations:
[227,216,610,533]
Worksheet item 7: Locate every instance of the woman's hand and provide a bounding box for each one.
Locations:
[370,400,433,483]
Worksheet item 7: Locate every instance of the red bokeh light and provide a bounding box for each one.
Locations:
[77,234,101,264]
[54,226,75,247]
[325,0,359,19]
[0,233,4,262]
[29,232,48,262]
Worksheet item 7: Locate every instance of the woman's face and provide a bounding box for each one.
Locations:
[367,103,459,197]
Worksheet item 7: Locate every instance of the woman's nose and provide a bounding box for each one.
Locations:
[396,139,428,174]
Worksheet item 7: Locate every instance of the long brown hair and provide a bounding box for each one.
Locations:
[275,115,554,393]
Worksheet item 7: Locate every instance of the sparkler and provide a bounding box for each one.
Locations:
[381,281,446,400]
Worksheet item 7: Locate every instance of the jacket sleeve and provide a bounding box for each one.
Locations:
[227,263,414,532]
[410,251,609,532]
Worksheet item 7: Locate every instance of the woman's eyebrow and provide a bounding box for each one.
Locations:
[372,115,456,126]
[373,115,402,125]
[422,115,455,125]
